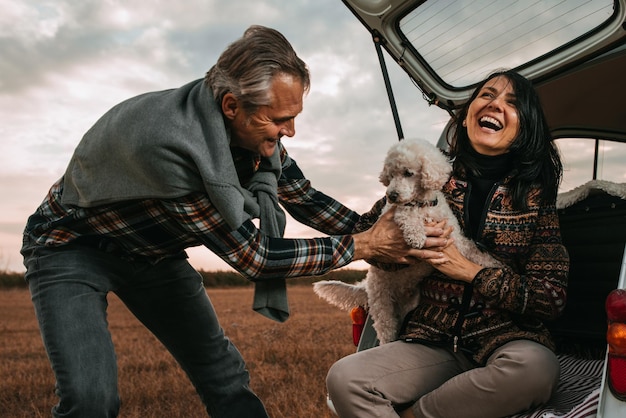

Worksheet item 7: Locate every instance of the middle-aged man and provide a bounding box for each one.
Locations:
[21,25,438,417]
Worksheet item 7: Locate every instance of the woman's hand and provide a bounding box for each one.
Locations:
[415,221,483,283]
[428,240,483,283]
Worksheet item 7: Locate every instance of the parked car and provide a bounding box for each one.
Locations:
[324,0,626,416]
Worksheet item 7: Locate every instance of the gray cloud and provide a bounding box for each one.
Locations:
[2,0,606,273]
[4,0,437,273]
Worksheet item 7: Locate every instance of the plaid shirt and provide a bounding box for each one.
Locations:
[23,144,360,280]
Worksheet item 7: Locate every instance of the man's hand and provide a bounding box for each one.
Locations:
[352,210,449,264]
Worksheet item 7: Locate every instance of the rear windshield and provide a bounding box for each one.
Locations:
[399,0,616,88]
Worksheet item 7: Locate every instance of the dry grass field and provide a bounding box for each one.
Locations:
[0,285,357,417]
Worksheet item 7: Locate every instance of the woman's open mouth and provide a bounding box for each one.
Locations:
[478,116,503,131]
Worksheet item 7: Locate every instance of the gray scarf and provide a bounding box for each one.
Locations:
[61,79,289,322]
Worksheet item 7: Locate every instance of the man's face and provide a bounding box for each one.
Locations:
[225,73,304,158]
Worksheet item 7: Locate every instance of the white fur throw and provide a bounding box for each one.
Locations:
[557,179,626,209]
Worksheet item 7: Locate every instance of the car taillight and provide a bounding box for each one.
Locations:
[606,289,626,401]
[350,306,367,346]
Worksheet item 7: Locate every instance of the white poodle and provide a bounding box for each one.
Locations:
[313,138,501,344]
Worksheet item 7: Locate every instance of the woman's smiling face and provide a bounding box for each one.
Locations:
[465,75,520,156]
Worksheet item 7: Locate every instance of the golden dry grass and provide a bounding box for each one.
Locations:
[0,285,355,417]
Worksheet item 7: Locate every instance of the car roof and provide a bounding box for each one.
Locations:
[341,0,626,142]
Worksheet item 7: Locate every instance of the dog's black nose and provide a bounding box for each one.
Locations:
[387,192,398,203]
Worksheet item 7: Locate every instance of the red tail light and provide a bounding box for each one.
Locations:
[350,306,367,346]
[606,289,626,401]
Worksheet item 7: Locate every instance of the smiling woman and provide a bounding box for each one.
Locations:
[327,1,626,417]
[326,68,568,418]
[462,76,519,156]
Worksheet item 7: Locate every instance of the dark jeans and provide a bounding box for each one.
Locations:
[23,243,268,418]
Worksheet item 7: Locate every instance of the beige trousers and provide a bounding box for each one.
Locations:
[326,340,559,418]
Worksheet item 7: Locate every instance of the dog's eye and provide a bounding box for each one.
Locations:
[403,170,414,178]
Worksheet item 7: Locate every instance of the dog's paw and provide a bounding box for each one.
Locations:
[394,213,428,248]
[403,232,427,249]
[399,224,427,248]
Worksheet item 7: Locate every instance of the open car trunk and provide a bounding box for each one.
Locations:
[324,1,626,416]
[349,181,626,417]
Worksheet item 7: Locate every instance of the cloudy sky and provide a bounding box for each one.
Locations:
[0,0,453,272]
[1,0,621,273]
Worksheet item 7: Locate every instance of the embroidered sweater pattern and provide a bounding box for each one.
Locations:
[357,175,569,364]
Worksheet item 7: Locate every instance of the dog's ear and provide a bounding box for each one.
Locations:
[420,149,452,190]
[379,156,393,186]
[379,168,391,186]
[380,142,403,186]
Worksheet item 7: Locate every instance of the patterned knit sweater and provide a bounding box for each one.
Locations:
[358,175,569,365]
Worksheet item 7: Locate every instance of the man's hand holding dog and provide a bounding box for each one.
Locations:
[352,208,448,264]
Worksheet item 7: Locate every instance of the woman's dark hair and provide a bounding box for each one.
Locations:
[447,69,563,210]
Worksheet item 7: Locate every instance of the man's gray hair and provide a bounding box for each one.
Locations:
[205,25,311,114]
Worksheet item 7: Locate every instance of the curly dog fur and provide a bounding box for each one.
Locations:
[314,138,501,344]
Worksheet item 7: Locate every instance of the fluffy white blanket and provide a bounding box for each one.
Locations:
[557,179,626,209]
